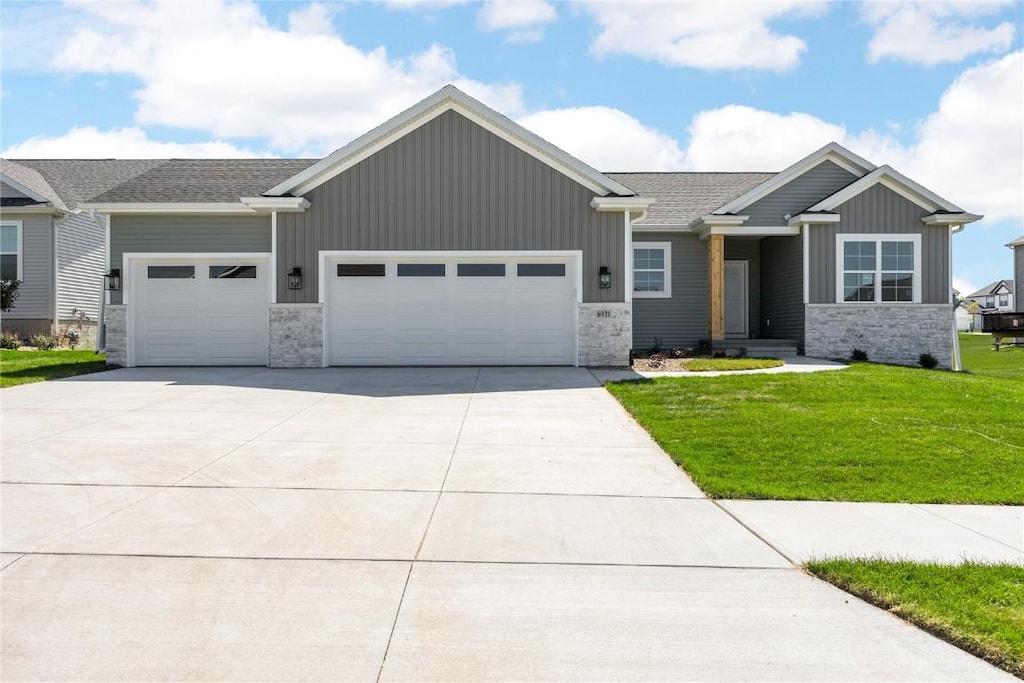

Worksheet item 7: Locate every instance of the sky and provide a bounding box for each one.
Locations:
[1,0,1021,296]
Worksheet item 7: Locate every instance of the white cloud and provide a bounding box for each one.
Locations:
[478,0,557,32]
[48,0,522,155]
[518,107,685,171]
[582,0,827,71]
[385,0,469,9]
[863,1,1015,65]
[1,126,265,159]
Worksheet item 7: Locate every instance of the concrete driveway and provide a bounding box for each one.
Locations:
[0,367,1011,681]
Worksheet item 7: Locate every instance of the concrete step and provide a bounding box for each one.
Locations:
[744,346,799,358]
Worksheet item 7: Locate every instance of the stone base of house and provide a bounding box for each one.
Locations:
[805,304,954,368]
[56,318,98,349]
[102,305,127,366]
[578,303,632,367]
[269,304,324,368]
[1,318,55,340]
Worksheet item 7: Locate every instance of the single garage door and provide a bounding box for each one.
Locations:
[131,258,269,366]
[327,256,577,365]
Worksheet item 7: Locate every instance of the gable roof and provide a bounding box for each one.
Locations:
[967,280,1015,298]
[266,84,636,199]
[712,142,875,216]
[1,159,65,210]
[87,159,316,203]
[806,164,970,216]
[606,172,773,226]
[4,159,167,211]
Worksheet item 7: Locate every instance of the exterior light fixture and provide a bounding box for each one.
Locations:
[287,267,303,290]
[104,268,121,291]
[598,266,612,289]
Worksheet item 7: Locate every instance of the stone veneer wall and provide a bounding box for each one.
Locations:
[103,305,127,366]
[270,304,324,368]
[805,304,953,368]
[578,303,631,367]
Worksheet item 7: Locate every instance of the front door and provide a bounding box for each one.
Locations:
[724,260,748,338]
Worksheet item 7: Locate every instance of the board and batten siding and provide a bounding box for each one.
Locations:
[808,184,949,304]
[277,109,625,305]
[725,238,760,338]
[109,214,271,305]
[759,235,804,340]
[1014,246,1023,309]
[742,161,858,226]
[57,211,105,319]
[2,213,54,319]
[632,232,707,349]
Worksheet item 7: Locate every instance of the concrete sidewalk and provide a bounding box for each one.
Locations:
[721,500,1024,565]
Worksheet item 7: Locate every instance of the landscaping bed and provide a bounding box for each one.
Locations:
[632,356,785,372]
[0,349,109,388]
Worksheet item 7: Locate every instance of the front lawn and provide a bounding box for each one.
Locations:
[808,560,1024,677]
[0,350,109,387]
[606,363,1024,503]
[960,332,1024,381]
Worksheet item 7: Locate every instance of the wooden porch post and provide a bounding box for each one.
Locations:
[708,233,725,341]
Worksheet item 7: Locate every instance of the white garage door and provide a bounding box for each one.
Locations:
[327,256,577,365]
[131,258,269,366]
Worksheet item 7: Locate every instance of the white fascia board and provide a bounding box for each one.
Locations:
[240,196,310,213]
[713,142,876,215]
[629,223,689,233]
[1007,235,1024,248]
[922,212,983,226]
[698,225,800,240]
[0,173,52,204]
[590,196,655,211]
[691,214,749,230]
[268,85,636,198]
[808,166,966,214]
[0,205,65,216]
[80,202,257,214]
[787,213,840,225]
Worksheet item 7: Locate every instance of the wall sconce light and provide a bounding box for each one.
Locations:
[104,268,121,291]
[287,267,303,290]
[599,266,612,289]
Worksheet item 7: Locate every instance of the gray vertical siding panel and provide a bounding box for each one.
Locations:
[3,213,53,319]
[808,184,947,304]
[57,211,105,319]
[759,235,804,340]
[632,232,707,349]
[724,238,761,337]
[109,214,271,305]
[278,110,624,304]
[743,161,857,225]
[1015,247,1024,309]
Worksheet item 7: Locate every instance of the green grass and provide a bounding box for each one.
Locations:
[808,560,1024,677]
[681,358,784,372]
[959,332,1024,381]
[0,349,109,387]
[606,363,1024,503]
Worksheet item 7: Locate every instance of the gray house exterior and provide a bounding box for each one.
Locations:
[1,159,162,344]
[1007,236,1024,310]
[40,85,976,369]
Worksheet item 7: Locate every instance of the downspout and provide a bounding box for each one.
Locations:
[950,224,964,371]
[52,211,67,336]
[96,213,111,353]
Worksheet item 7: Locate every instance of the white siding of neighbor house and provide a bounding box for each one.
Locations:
[2,212,54,319]
[57,211,106,321]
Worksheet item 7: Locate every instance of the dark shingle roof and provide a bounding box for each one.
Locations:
[10,159,167,208]
[606,172,775,226]
[1,159,66,209]
[967,280,1015,298]
[87,159,318,203]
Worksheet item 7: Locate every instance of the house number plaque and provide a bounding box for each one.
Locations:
[596,310,611,318]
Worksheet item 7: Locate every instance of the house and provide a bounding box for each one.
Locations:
[965,279,1015,313]
[1009,236,1024,311]
[66,85,978,368]
[0,159,163,345]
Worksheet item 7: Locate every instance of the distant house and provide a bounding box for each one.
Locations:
[1009,236,1024,312]
[0,159,162,344]
[965,279,1015,316]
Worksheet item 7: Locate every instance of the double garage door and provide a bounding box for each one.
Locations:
[327,255,577,366]
[130,254,577,366]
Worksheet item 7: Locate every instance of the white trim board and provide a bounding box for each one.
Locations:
[834,234,922,305]
[632,241,672,299]
[809,166,967,214]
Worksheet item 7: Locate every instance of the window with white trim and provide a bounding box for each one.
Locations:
[837,234,921,303]
[633,242,671,298]
[0,221,22,282]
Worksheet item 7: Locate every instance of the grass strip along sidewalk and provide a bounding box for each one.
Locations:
[0,350,108,388]
[808,560,1024,678]
[606,363,1024,504]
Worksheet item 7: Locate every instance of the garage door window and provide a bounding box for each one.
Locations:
[338,264,385,277]
[210,265,257,279]
[148,265,195,278]
[458,263,505,277]
[517,263,565,277]
[398,263,445,277]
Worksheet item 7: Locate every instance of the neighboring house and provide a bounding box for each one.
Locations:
[1009,236,1024,310]
[0,159,163,344]
[62,85,978,368]
[965,279,1015,314]
[952,289,975,331]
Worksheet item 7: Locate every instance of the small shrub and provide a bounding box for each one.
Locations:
[919,352,939,369]
[670,347,695,358]
[30,334,60,350]
[646,353,667,369]
[0,332,21,349]
[0,279,21,312]
[850,348,869,362]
